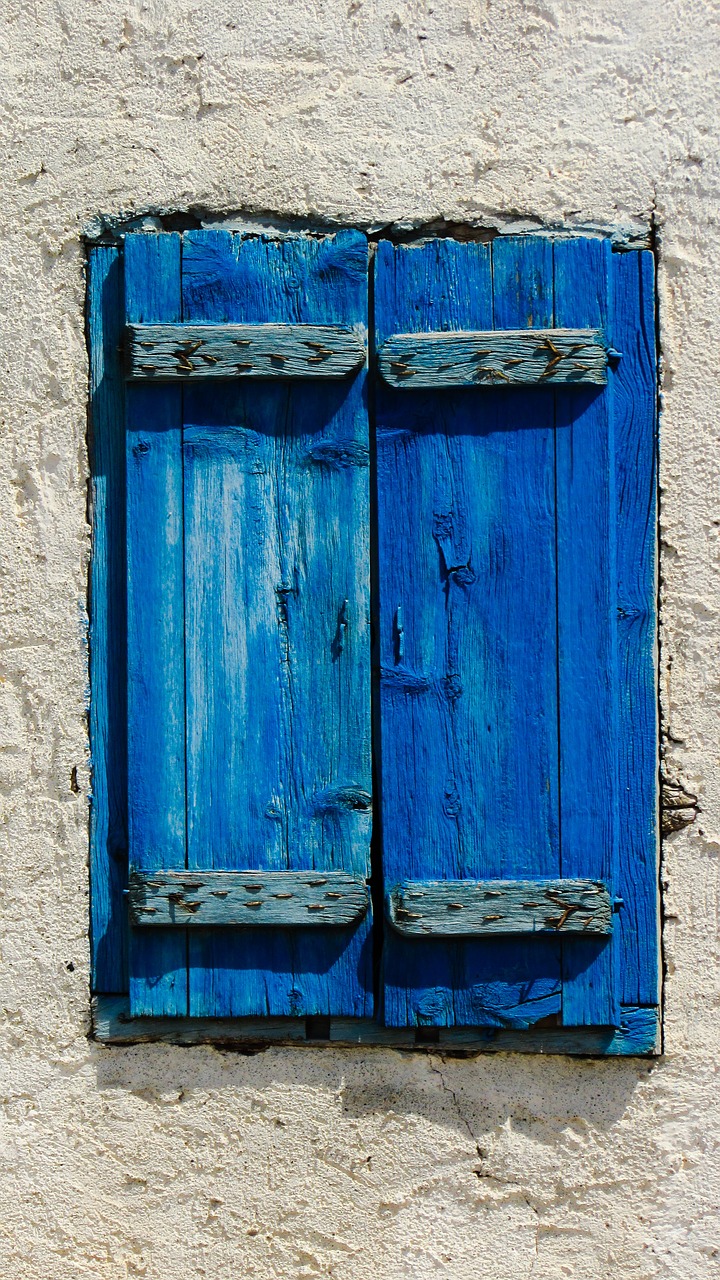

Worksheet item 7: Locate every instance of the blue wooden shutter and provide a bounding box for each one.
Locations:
[375,236,657,1030]
[89,228,656,1046]
[125,230,373,1019]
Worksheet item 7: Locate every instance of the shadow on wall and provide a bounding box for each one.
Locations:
[93,1041,654,1147]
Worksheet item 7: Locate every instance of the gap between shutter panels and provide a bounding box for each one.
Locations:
[89,230,655,1049]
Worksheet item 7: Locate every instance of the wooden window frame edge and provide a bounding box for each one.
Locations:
[92,995,660,1056]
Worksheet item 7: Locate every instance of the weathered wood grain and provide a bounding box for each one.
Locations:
[126,322,366,380]
[377,327,608,387]
[125,234,188,1017]
[88,244,128,993]
[181,229,373,1018]
[93,995,659,1056]
[386,878,613,936]
[129,869,369,927]
[555,237,619,1027]
[376,236,562,1028]
[613,249,659,1006]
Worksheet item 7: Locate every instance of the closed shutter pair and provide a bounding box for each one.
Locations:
[91,229,658,1033]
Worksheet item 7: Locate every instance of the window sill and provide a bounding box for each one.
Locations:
[92,996,659,1056]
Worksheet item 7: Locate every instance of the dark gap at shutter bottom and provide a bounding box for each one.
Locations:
[415,1027,440,1045]
[305,1015,331,1041]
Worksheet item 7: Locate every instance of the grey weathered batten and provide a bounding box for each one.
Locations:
[129,868,369,926]
[377,327,609,387]
[125,322,367,379]
[386,878,614,936]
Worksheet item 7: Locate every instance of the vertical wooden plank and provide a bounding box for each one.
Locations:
[554,237,619,1027]
[613,250,659,1006]
[377,238,562,1027]
[182,230,372,1018]
[453,234,561,1022]
[376,239,488,1027]
[88,245,128,993]
[125,233,188,1017]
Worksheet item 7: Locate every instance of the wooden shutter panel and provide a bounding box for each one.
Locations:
[375,236,656,1030]
[126,230,373,1019]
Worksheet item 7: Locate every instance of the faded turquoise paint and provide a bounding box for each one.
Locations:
[377,327,608,387]
[126,321,367,380]
[386,878,613,936]
[129,869,369,928]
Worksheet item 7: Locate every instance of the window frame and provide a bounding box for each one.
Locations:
[88,229,660,1056]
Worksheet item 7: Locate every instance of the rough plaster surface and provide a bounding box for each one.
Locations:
[1,1,720,1276]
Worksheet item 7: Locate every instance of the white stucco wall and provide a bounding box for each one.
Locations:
[2,1,720,1275]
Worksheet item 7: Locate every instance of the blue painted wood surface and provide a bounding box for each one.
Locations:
[378,327,608,387]
[613,250,659,1005]
[88,245,128,993]
[94,995,659,1056]
[376,237,563,1027]
[126,321,366,379]
[181,230,373,1017]
[555,238,619,1027]
[125,234,188,1017]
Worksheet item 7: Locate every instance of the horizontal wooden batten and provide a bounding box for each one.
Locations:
[125,322,367,380]
[386,878,614,936]
[377,327,609,387]
[129,869,369,927]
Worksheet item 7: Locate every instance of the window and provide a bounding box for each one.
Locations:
[89,228,658,1054]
